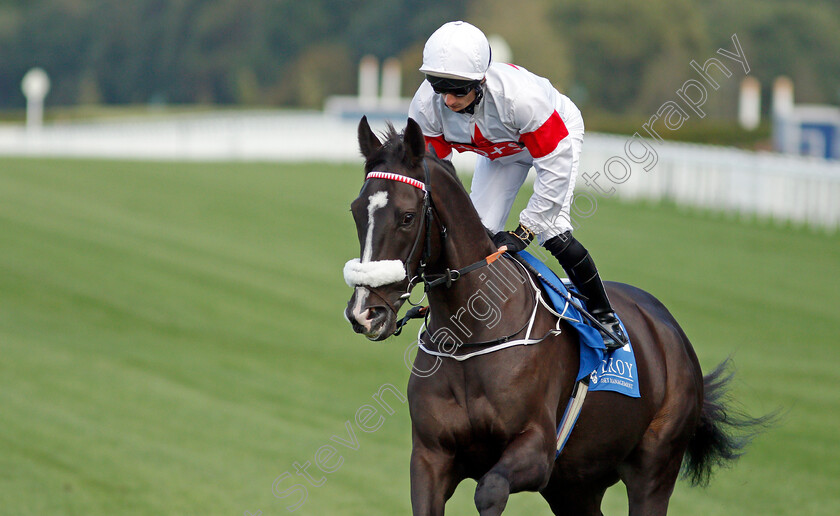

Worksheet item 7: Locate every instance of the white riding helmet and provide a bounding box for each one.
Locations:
[419,21,491,81]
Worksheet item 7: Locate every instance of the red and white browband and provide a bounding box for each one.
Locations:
[366,171,426,192]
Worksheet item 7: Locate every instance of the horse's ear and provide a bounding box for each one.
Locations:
[404,117,426,166]
[358,116,382,159]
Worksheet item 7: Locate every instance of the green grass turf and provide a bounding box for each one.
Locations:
[0,158,838,515]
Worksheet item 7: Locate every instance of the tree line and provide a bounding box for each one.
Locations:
[0,0,837,116]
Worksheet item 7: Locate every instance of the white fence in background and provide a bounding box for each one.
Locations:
[1,111,838,231]
[580,134,840,231]
[0,111,364,162]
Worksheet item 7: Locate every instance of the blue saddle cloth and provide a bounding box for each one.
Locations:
[516,251,640,398]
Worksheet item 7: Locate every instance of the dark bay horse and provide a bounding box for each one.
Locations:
[344,117,768,515]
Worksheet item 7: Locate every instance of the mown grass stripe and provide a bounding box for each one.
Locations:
[1,158,837,515]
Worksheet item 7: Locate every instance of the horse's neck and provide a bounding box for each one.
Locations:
[428,168,495,274]
[425,170,535,342]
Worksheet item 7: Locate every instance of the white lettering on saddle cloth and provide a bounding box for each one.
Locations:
[343,190,407,288]
[589,346,636,391]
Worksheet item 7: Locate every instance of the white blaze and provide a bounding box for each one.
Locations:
[348,190,387,330]
[362,191,388,263]
[350,286,371,329]
[343,188,406,289]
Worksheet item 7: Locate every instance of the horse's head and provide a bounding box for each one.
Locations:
[344,116,437,340]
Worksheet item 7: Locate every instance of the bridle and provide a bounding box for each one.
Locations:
[362,160,439,306]
[362,159,507,304]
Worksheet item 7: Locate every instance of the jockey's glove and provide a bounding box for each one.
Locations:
[492,223,535,253]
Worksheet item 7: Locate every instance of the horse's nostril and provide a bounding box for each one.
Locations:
[345,302,389,334]
[368,306,387,322]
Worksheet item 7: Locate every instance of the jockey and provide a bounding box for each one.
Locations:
[408,21,628,348]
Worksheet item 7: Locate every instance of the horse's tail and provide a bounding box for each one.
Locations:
[680,358,778,487]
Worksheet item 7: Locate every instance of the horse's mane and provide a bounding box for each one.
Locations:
[365,122,465,190]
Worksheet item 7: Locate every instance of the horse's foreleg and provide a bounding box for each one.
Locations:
[410,445,458,516]
[474,427,554,516]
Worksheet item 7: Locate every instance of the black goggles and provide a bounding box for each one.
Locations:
[425,75,480,97]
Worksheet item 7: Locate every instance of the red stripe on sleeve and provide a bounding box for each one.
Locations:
[425,135,452,158]
[519,111,569,159]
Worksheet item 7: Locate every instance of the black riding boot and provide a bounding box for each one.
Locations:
[544,231,628,350]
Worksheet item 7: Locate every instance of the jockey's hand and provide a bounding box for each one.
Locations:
[492,223,534,253]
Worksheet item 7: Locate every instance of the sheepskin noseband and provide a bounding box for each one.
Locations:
[343,258,407,288]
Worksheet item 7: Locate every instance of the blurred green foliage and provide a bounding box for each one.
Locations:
[0,0,838,118]
[0,0,466,108]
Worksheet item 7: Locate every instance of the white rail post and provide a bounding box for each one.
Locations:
[21,68,51,132]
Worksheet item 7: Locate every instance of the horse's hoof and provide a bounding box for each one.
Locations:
[475,472,510,515]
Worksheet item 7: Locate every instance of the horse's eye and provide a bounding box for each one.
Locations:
[401,212,416,226]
